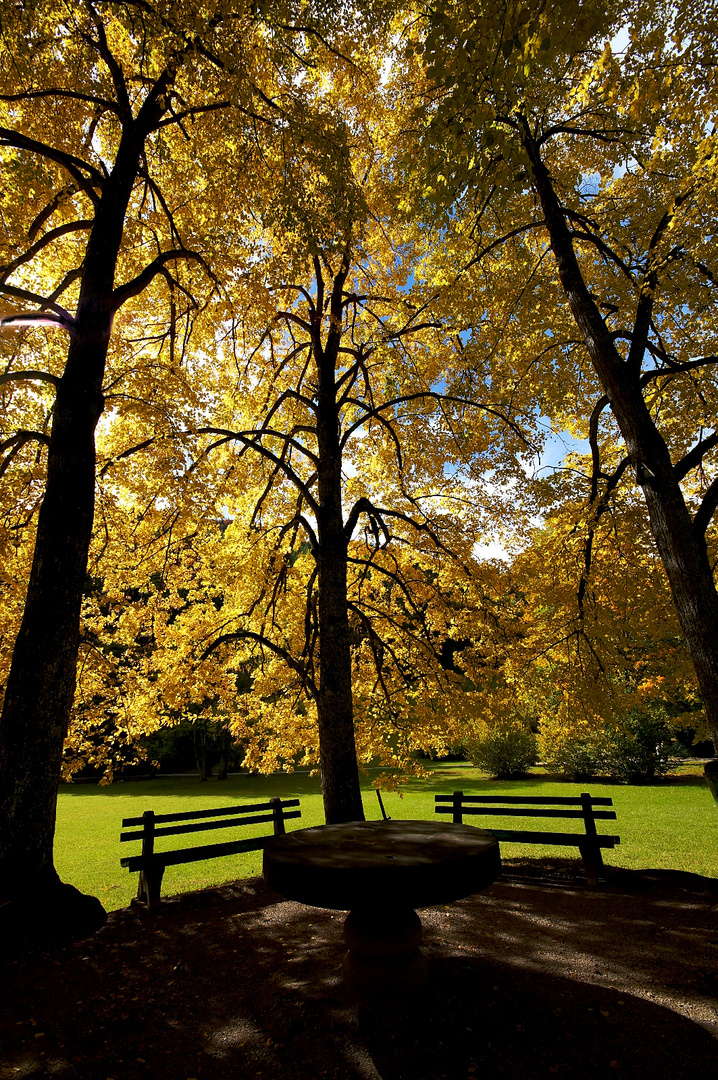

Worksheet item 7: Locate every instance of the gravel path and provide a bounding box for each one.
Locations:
[1,860,716,1080]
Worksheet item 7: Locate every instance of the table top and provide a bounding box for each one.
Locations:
[263,819,501,910]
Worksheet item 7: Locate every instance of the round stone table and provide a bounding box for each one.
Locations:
[263,819,501,999]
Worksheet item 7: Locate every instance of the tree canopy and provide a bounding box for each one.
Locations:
[1,0,716,935]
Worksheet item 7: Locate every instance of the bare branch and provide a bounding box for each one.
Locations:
[279,513,319,552]
[0,308,76,335]
[200,630,317,698]
[0,88,118,112]
[85,3,132,119]
[112,248,212,309]
[27,184,79,242]
[0,127,103,206]
[640,354,718,387]
[195,426,320,515]
[0,219,92,285]
[0,429,50,479]
[0,281,76,325]
[98,437,156,477]
[0,369,60,389]
[674,432,718,483]
[342,390,534,450]
[694,475,718,539]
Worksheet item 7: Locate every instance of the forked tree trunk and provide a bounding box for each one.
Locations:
[525,135,718,754]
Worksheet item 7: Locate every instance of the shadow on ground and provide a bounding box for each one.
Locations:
[1,863,716,1080]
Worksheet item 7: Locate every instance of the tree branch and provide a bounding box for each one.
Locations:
[0,219,92,285]
[674,432,718,483]
[0,284,76,326]
[195,426,320,515]
[694,475,718,539]
[640,354,718,387]
[341,390,533,449]
[112,248,212,309]
[200,630,317,698]
[0,429,50,479]
[0,369,60,389]
[85,2,132,120]
[0,127,103,206]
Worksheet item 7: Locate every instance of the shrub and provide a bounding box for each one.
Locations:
[540,730,611,780]
[539,716,612,780]
[465,724,538,779]
[606,712,674,782]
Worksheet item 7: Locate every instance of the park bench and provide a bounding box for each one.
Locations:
[120,797,301,909]
[435,790,620,886]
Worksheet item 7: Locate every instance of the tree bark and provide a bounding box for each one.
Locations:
[524,132,718,754]
[314,261,365,823]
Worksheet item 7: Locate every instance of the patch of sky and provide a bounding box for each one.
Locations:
[398,268,416,294]
[530,427,591,475]
[579,172,602,197]
[609,24,630,55]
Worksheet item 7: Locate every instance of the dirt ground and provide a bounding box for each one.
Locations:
[1,859,717,1080]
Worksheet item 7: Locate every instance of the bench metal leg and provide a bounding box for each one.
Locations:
[135,866,165,910]
[578,842,604,888]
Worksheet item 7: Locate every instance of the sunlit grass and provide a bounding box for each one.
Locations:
[55,762,718,911]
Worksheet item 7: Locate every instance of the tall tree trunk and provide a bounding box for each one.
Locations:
[217,727,230,780]
[194,719,210,781]
[524,132,718,754]
[0,324,106,889]
[314,261,365,824]
[0,125,149,937]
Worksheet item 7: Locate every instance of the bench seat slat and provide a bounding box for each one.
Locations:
[434,794,613,806]
[121,833,275,870]
[435,806,617,820]
[120,809,301,843]
[489,829,620,847]
[122,798,300,828]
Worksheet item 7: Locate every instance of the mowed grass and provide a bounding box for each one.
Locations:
[55,763,718,912]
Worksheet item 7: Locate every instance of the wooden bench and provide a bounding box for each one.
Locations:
[435,791,619,886]
[120,797,301,909]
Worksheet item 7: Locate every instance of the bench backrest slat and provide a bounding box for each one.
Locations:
[121,833,276,871]
[436,790,619,887]
[120,808,301,843]
[122,798,300,828]
[434,794,613,806]
[435,805,617,820]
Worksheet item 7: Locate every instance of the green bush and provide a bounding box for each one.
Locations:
[606,712,674,782]
[540,710,678,783]
[465,725,538,779]
[544,738,604,781]
[542,732,610,780]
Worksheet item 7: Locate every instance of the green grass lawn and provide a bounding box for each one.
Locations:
[55,763,718,911]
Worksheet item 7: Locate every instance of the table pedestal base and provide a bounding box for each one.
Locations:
[342,906,428,999]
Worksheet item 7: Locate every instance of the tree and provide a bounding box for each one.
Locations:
[122,153,531,821]
[0,0,320,932]
[409,0,718,753]
[504,445,701,751]
[63,31,535,821]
